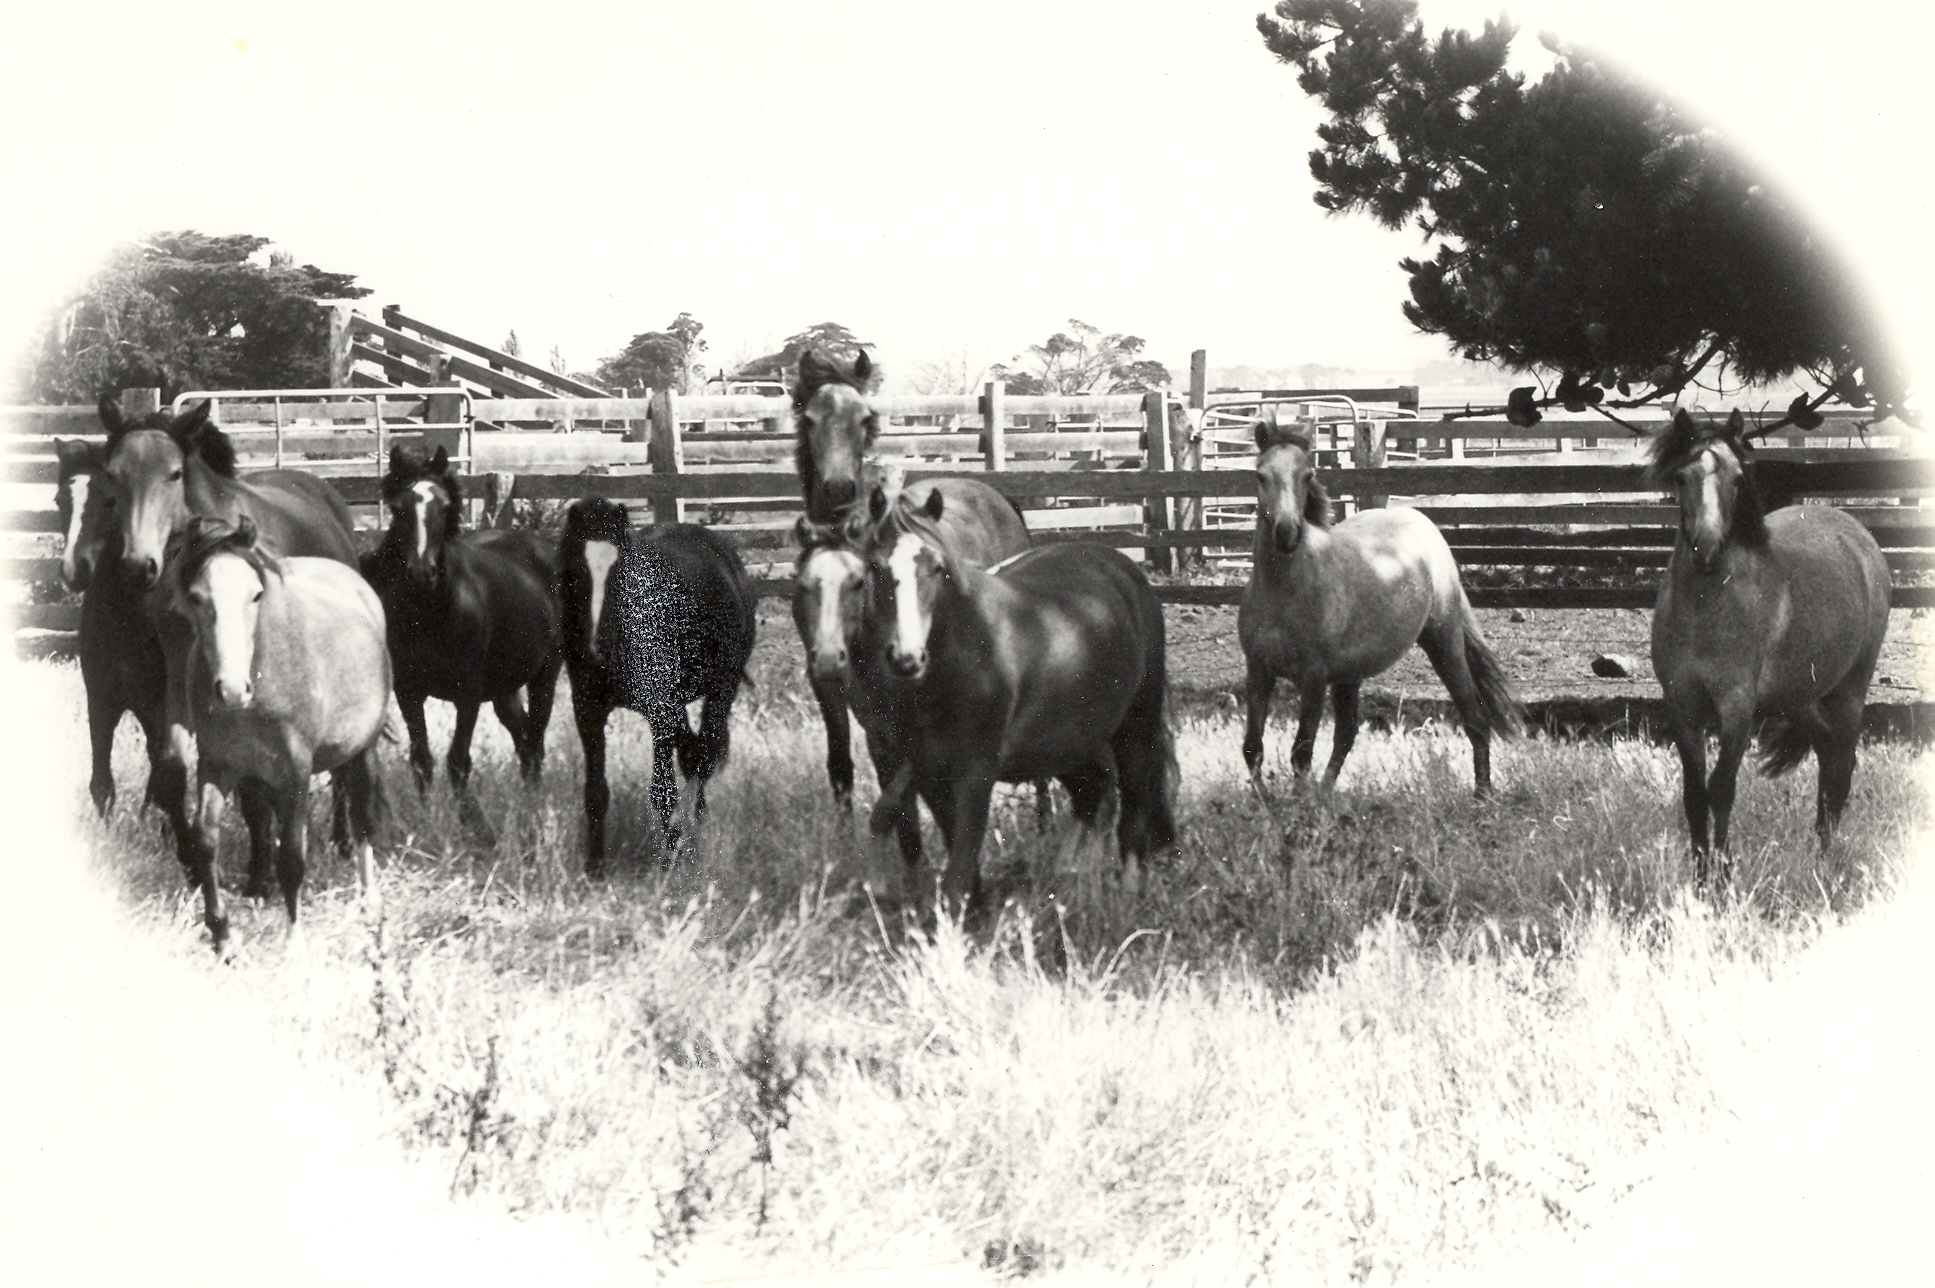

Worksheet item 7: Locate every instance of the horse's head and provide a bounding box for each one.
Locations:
[1650,409,1764,574]
[168,515,279,711]
[97,396,228,590]
[382,443,463,583]
[1252,417,1331,555]
[53,438,108,590]
[560,496,632,663]
[794,518,868,685]
[793,347,880,523]
[866,485,949,681]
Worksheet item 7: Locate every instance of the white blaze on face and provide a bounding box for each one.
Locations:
[583,539,619,656]
[199,553,263,708]
[886,533,930,664]
[1689,451,1727,562]
[61,473,89,585]
[412,480,439,560]
[800,547,862,673]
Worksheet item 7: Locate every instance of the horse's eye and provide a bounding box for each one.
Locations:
[251,590,263,603]
[168,468,183,482]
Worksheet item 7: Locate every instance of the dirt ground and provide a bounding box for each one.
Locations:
[746,600,1935,739]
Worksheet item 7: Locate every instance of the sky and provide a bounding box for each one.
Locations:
[0,1,1930,393]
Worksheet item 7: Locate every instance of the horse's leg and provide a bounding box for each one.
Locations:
[573,687,612,879]
[520,655,563,783]
[1288,680,1327,781]
[491,688,532,774]
[1055,766,1111,876]
[1241,658,1278,803]
[1418,623,1492,795]
[1033,780,1054,832]
[272,780,310,932]
[1668,723,1712,865]
[191,778,231,956]
[236,778,279,901]
[397,688,435,794]
[1816,685,1868,845]
[85,689,119,816]
[680,680,741,821]
[446,700,482,794]
[1704,705,1754,887]
[1321,682,1361,790]
[646,711,686,861]
[336,753,382,899]
[811,676,855,809]
[938,772,998,914]
[868,749,923,866]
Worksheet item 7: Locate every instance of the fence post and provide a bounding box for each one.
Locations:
[1177,349,1207,566]
[622,387,651,443]
[982,380,1006,471]
[1352,419,1388,510]
[1143,389,1175,573]
[649,388,685,526]
[327,306,354,388]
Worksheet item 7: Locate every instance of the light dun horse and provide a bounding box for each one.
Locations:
[1649,409,1889,883]
[868,489,1177,911]
[159,518,391,954]
[1239,417,1523,797]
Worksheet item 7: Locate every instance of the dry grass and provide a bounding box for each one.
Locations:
[35,656,1932,1283]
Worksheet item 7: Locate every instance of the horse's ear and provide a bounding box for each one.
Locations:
[176,400,212,433]
[612,501,631,530]
[923,488,945,521]
[852,349,873,383]
[793,514,813,548]
[230,515,258,549]
[1252,419,1271,451]
[1672,408,1696,432]
[430,445,450,471]
[867,483,889,523]
[1726,408,1745,436]
[97,395,125,437]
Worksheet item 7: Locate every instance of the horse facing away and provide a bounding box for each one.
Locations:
[1239,417,1523,798]
[1649,409,1889,884]
[867,488,1177,911]
[361,444,562,814]
[793,475,1035,855]
[158,517,391,954]
[558,498,758,877]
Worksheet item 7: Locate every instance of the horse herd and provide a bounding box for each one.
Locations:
[51,351,1892,953]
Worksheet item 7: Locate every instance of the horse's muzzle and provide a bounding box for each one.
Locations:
[213,679,254,710]
[889,649,927,681]
[123,554,160,590]
[62,553,93,593]
[1272,519,1302,555]
[809,646,850,685]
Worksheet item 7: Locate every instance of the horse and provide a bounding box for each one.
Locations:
[1238,417,1523,798]
[792,346,881,528]
[866,487,1177,911]
[55,437,170,818]
[1648,408,1890,884]
[792,475,1034,855]
[360,444,563,816]
[156,516,391,954]
[558,498,758,877]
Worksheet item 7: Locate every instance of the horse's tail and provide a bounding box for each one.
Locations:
[1116,650,1180,857]
[1756,715,1815,778]
[1463,615,1527,739]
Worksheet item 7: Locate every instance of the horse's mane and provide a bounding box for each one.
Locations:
[101,397,237,477]
[1254,420,1334,528]
[560,496,634,558]
[168,515,282,591]
[872,489,950,559]
[791,347,876,411]
[383,443,465,540]
[1648,409,1769,546]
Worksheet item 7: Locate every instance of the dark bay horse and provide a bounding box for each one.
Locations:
[793,476,1033,854]
[361,444,562,810]
[792,346,881,527]
[558,498,757,876]
[867,489,1177,910]
[1239,417,1522,798]
[158,517,391,954]
[56,438,170,819]
[1649,409,1890,883]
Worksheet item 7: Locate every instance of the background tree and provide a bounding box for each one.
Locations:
[991,319,1171,395]
[732,322,871,383]
[907,347,998,396]
[594,311,708,394]
[16,231,370,402]
[1256,0,1903,428]
[502,329,522,358]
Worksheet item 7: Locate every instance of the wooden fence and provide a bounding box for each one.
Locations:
[6,381,1930,657]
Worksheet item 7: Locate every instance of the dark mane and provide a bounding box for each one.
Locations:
[1303,472,1334,529]
[102,398,238,477]
[560,496,633,558]
[790,347,875,412]
[873,489,950,559]
[1649,409,1769,547]
[168,515,282,590]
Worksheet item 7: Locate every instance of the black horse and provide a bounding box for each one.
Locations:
[558,498,757,876]
[360,445,563,819]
